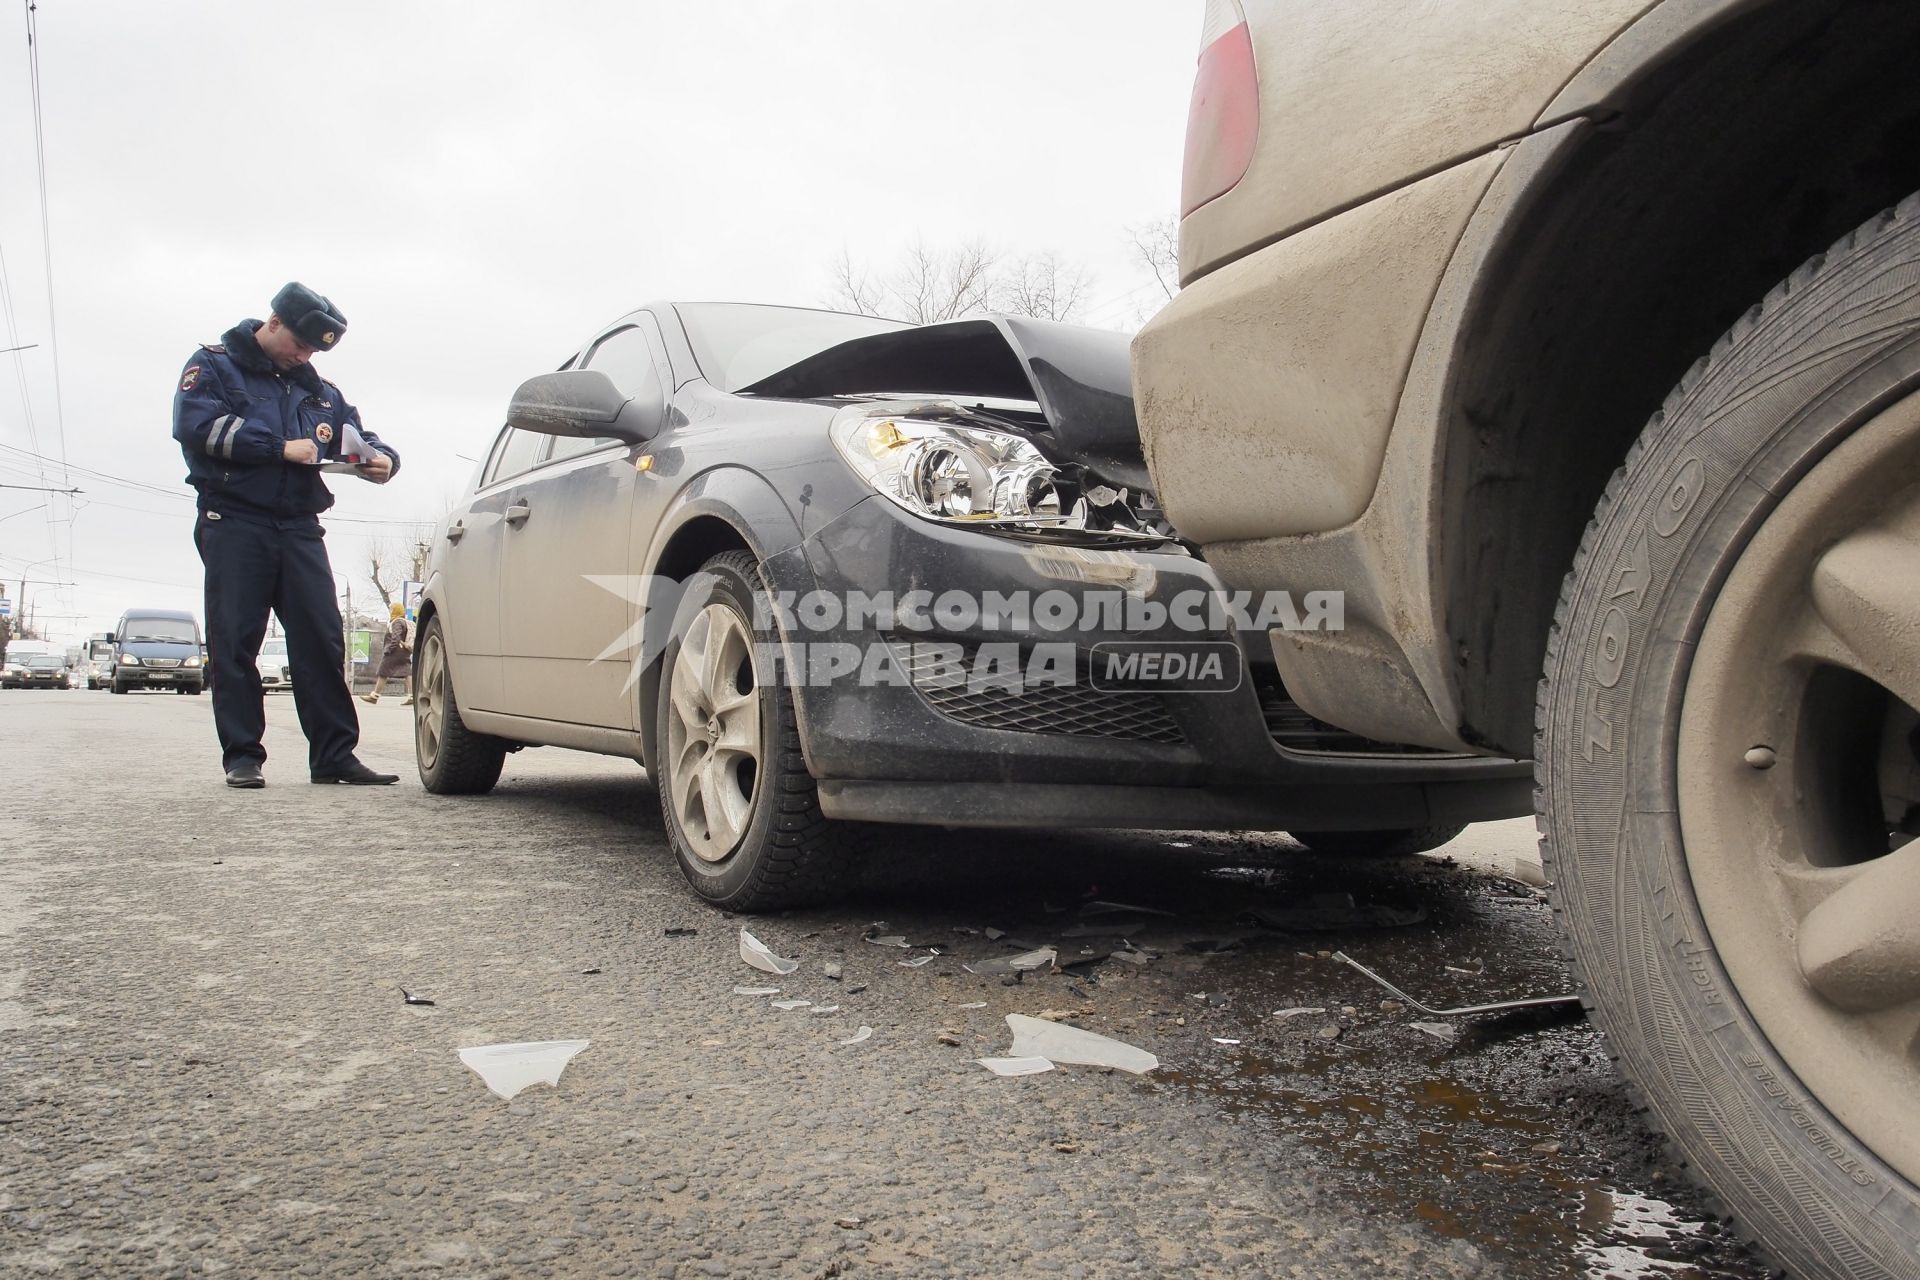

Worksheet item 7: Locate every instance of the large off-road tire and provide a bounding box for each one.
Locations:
[413,615,507,795]
[654,551,863,911]
[1539,194,1920,1279]
[1288,824,1467,857]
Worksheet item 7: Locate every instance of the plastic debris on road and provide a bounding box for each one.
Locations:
[1410,1021,1458,1042]
[740,929,799,976]
[898,953,940,968]
[1003,1014,1158,1074]
[976,1056,1055,1077]
[664,926,698,937]
[458,1039,589,1101]
[811,1005,841,1014]
[400,988,436,1007]
[771,999,811,1011]
[1212,1038,1241,1045]
[957,1001,988,1009]
[863,929,913,948]
[733,986,781,996]
[838,1027,873,1045]
[1109,947,1155,967]
[1272,1006,1326,1021]
[964,947,1056,976]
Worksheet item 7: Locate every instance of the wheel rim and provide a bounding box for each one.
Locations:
[415,628,446,772]
[1678,391,1920,1185]
[664,602,763,864]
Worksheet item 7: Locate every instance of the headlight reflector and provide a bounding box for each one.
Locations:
[832,413,1062,526]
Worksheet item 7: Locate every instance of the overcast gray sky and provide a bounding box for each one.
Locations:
[0,1,1197,646]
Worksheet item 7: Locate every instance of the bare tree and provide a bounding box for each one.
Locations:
[993,251,1093,322]
[364,524,436,608]
[1127,216,1181,303]
[824,238,1012,324]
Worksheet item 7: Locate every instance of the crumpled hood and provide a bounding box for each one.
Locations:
[738,315,1150,491]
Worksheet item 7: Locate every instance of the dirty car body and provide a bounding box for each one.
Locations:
[419,302,1528,902]
[1131,3,1920,1277]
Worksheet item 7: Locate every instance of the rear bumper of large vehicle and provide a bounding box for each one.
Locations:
[1132,137,1565,753]
[760,496,1531,831]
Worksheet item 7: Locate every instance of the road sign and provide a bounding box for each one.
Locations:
[0,598,11,617]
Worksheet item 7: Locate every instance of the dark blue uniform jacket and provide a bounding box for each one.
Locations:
[171,319,400,520]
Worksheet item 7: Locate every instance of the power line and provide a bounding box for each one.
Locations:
[23,0,68,486]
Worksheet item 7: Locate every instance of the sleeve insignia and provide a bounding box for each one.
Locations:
[180,366,203,391]
[315,423,335,444]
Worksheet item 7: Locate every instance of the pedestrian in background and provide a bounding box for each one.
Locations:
[172,281,403,789]
[362,602,413,705]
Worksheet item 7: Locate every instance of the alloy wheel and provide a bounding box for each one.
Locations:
[665,602,763,863]
[1678,391,1920,1185]
[415,627,446,772]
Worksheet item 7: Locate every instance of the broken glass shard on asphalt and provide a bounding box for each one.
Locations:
[740,929,799,975]
[1003,1014,1158,1074]
[458,1040,590,1101]
[964,947,1057,976]
[838,1027,873,1045]
[733,986,781,996]
[976,1056,1055,1077]
[770,999,812,1011]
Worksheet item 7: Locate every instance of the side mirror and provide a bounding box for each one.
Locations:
[104,633,116,643]
[506,370,662,445]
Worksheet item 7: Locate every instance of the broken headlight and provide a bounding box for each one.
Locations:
[832,414,1065,525]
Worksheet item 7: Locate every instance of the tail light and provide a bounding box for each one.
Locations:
[1180,0,1259,217]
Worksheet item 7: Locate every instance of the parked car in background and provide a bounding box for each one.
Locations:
[415,300,1529,912]
[256,636,291,692]
[1130,3,1920,1276]
[104,609,205,695]
[3,648,71,689]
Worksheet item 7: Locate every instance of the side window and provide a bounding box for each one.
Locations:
[486,428,548,486]
[548,326,665,465]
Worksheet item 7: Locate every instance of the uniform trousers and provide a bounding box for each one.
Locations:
[193,508,360,773]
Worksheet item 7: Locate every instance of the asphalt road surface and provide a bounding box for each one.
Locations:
[2,688,1772,1278]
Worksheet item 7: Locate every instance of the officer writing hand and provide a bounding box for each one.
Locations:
[357,453,393,483]
[282,439,320,464]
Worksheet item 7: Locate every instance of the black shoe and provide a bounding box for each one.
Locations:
[226,762,266,788]
[311,759,399,786]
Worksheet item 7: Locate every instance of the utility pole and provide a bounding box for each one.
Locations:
[343,578,353,685]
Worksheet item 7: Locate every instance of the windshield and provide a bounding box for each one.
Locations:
[89,641,113,660]
[674,302,907,394]
[260,640,287,657]
[123,618,197,643]
[23,655,62,669]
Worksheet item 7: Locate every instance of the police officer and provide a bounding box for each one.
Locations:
[172,282,402,788]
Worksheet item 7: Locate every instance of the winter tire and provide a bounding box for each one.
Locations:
[413,614,507,795]
[654,550,863,911]
[1539,194,1920,1279]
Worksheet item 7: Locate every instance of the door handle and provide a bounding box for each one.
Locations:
[504,501,531,527]
[446,520,465,543]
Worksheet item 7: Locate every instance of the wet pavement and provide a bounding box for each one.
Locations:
[1,688,1773,1278]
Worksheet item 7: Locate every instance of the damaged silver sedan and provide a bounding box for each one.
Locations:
[415,302,1530,908]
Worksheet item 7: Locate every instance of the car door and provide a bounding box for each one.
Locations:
[496,322,666,728]
[438,425,546,712]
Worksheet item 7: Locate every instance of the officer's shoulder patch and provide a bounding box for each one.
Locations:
[199,343,226,354]
[180,366,203,392]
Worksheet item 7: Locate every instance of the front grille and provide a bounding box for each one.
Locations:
[1255,673,1461,757]
[886,636,1187,745]
[144,658,181,669]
